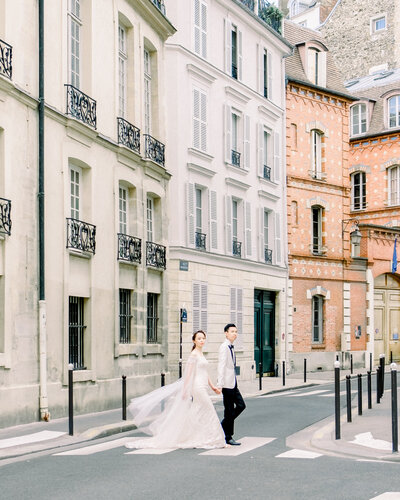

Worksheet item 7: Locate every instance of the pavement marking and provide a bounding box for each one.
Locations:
[369,494,400,499]
[276,449,322,459]
[286,389,331,397]
[125,448,176,455]
[320,390,358,397]
[199,437,275,456]
[259,390,303,398]
[53,437,131,456]
[0,431,66,450]
[350,432,392,451]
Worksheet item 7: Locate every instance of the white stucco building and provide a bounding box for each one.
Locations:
[164,0,292,381]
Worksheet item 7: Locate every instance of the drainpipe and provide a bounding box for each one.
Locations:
[38,0,48,420]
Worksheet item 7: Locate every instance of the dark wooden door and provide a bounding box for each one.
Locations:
[254,290,275,373]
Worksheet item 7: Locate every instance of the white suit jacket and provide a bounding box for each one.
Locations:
[217,339,236,389]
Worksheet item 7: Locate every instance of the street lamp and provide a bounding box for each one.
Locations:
[342,218,361,256]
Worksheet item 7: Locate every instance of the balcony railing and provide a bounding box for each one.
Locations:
[151,0,166,15]
[264,247,273,264]
[263,165,271,181]
[0,197,11,235]
[65,84,97,129]
[195,232,206,251]
[233,240,242,258]
[0,39,12,80]
[239,0,255,10]
[118,233,142,264]
[258,0,282,34]
[66,218,96,254]
[146,241,166,269]
[117,117,140,154]
[144,134,165,167]
[232,150,241,167]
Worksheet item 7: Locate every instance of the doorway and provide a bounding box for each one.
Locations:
[254,290,275,374]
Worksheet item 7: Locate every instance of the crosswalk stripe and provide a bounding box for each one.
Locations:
[199,437,275,456]
[369,494,400,499]
[287,389,331,397]
[125,448,176,455]
[0,431,66,450]
[276,449,322,459]
[320,390,357,397]
[53,437,131,456]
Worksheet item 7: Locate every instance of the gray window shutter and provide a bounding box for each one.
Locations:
[274,212,281,265]
[243,115,250,171]
[257,123,264,177]
[225,195,232,254]
[200,282,208,332]
[209,190,218,250]
[187,182,195,247]
[245,201,252,258]
[193,281,200,332]
[259,207,265,262]
[317,51,327,87]
[224,18,232,74]
[200,91,207,151]
[267,51,273,101]
[230,287,236,324]
[194,0,201,56]
[193,88,200,149]
[274,132,280,183]
[237,287,243,347]
[224,104,232,163]
[201,1,207,58]
[238,29,243,81]
[257,44,263,94]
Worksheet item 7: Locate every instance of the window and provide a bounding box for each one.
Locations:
[193,281,207,333]
[231,112,240,166]
[195,187,205,249]
[351,104,367,135]
[351,172,366,210]
[263,130,271,180]
[311,206,322,255]
[312,295,323,343]
[307,48,326,86]
[194,0,207,59]
[119,289,132,344]
[289,0,299,17]
[311,130,322,178]
[389,166,400,206]
[119,186,128,234]
[147,293,158,343]
[193,88,207,152]
[147,197,153,241]
[263,51,269,98]
[68,0,81,88]
[232,200,238,242]
[70,166,81,219]
[264,210,272,264]
[118,25,127,117]
[144,49,152,134]
[69,296,86,369]
[389,96,400,128]
[291,123,297,150]
[231,25,238,79]
[372,15,386,33]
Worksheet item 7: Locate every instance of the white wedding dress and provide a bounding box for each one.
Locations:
[125,354,226,449]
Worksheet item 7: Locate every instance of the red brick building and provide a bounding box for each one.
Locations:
[284,21,368,372]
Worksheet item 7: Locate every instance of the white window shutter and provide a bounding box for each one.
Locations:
[193,88,200,149]
[267,51,273,101]
[193,281,200,332]
[201,1,207,59]
[200,282,208,332]
[209,190,218,250]
[224,18,232,74]
[224,104,232,163]
[259,207,265,262]
[245,201,252,258]
[237,287,243,347]
[257,123,264,177]
[274,212,281,265]
[317,51,327,87]
[194,0,200,56]
[230,287,236,324]
[225,195,232,254]
[238,29,243,81]
[200,91,207,152]
[257,44,263,94]
[243,115,250,171]
[187,182,195,247]
[274,132,280,183]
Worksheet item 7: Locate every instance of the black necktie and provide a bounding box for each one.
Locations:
[229,345,235,366]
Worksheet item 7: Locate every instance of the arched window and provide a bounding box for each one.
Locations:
[311,205,323,255]
[389,95,400,128]
[312,295,324,343]
[351,104,367,135]
[351,172,366,210]
[388,166,400,205]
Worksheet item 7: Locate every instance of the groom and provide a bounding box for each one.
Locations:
[217,323,246,446]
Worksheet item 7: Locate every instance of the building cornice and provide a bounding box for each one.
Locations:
[225,177,251,191]
[225,85,252,105]
[287,79,358,103]
[0,76,38,109]
[258,103,282,121]
[187,162,216,178]
[187,64,216,86]
[258,188,280,201]
[131,0,176,40]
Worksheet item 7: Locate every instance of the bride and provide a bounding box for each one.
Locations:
[125,330,226,449]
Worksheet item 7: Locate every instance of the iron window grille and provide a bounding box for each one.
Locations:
[118,234,141,264]
[264,247,273,264]
[144,134,165,167]
[263,165,271,181]
[146,241,166,269]
[147,293,159,344]
[195,232,206,250]
[66,218,96,254]
[65,84,97,128]
[69,296,86,370]
[0,39,12,79]
[231,150,241,167]
[117,117,140,154]
[119,289,132,344]
[233,240,242,257]
[0,197,12,235]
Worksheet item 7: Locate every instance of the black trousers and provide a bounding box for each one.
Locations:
[221,385,246,441]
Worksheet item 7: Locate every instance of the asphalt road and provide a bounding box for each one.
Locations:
[1,383,399,500]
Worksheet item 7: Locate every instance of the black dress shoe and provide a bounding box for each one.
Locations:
[226,438,241,446]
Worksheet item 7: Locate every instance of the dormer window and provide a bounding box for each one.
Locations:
[307,47,326,87]
[351,103,367,135]
[389,95,400,128]
[371,14,386,34]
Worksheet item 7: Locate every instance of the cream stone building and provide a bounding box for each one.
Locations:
[164,0,291,381]
[0,0,175,427]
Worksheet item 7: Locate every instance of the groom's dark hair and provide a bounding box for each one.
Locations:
[224,323,236,332]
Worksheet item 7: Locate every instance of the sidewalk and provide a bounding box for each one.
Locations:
[0,368,397,462]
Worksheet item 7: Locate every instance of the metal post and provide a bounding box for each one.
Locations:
[179,309,183,378]
[350,354,353,375]
[275,363,279,378]
[259,362,262,391]
[379,354,385,399]
[334,361,341,440]
[304,358,307,383]
[391,351,393,364]
[122,375,127,421]
[377,366,381,404]
[346,375,352,423]
[68,363,74,436]
[161,373,165,387]
[391,363,398,453]
[367,371,372,409]
[357,373,362,416]
[282,361,286,386]
[370,352,372,373]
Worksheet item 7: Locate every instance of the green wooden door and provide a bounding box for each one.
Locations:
[254,290,275,373]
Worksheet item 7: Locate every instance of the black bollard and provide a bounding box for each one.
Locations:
[367,371,372,409]
[68,363,74,436]
[370,352,372,373]
[275,363,279,378]
[391,364,398,453]
[282,361,286,386]
[358,373,362,416]
[377,366,381,404]
[122,375,127,421]
[259,362,263,391]
[334,361,341,439]
[304,358,307,383]
[350,354,353,375]
[346,375,352,423]
[379,354,385,399]
[161,373,165,387]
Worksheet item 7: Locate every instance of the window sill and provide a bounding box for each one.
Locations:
[225,162,248,175]
[71,369,95,382]
[311,343,326,350]
[187,147,214,163]
[118,344,140,356]
[68,248,93,259]
[118,259,140,267]
[143,343,165,357]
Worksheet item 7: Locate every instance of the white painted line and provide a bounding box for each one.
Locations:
[320,390,358,397]
[259,390,303,398]
[369,493,400,499]
[125,448,176,455]
[54,437,131,456]
[276,449,322,459]
[0,431,66,450]
[289,390,331,397]
[350,432,392,451]
[199,437,275,456]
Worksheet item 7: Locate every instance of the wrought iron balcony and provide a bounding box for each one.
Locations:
[195,232,206,251]
[0,197,11,235]
[263,165,271,181]
[233,240,242,258]
[146,241,166,269]
[151,0,166,15]
[66,218,96,254]
[239,0,255,10]
[144,134,165,167]
[65,84,97,128]
[258,0,282,34]
[232,150,241,167]
[117,117,140,154]
[264,247,273,264]
[232,63,238,80]
[0,39,12,80]
[118,233,142,264]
